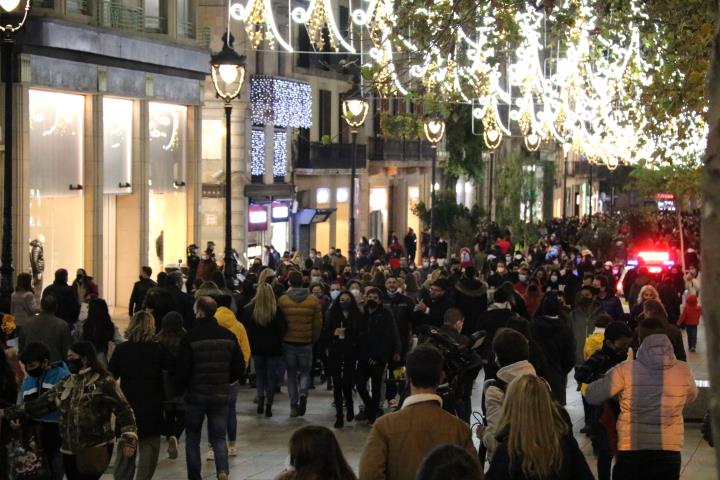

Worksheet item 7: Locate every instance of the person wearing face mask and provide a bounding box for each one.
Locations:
[382,276,415,406]
[487,261,510,288]
[571,286,604,368]
[357,288,400,425]
[323,291,366,428]
[547,269,562,293]
[513,267,531,295]
[17,342,70,480]
[4,341,138,480]
[346,280,364,306]
[71,268,99,305]
[453,267,488,337]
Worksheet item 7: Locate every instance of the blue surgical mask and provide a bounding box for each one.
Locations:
[330,291,340,301]
[518,274,527,283]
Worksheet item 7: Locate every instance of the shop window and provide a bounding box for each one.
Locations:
[28,89,85,277]
[148,102,187,274]
[103,97,133,194]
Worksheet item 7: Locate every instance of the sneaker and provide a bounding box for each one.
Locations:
[290,406,300,418]
[207,449,214,461]
[167,436,178,460]
[299,396,308,416]
[228,445,237,457]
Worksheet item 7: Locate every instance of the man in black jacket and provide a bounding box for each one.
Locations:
[358,288,400,424]
[453,267,488,336]
[382,276,415,406]
[176,296,244,480]
[42,269,80,326]
[129,266,156,316]
[166,271,196,331]
[414,279,454,329]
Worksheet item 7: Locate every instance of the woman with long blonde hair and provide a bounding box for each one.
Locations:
[241,283,287,417]
[486,375,592,480]
[108,310,172,478]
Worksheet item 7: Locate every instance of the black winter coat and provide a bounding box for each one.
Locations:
[476,307,530,380]
[43,282,80,325]
[363,306,400,363]
[530,315,575,405]
[453,277,488,336]
[382,292,415,359]
[109,341,174,438]
[414,294,454,329]
[241,305,287,357]
[323,306,366,360]
[129,277,157,316]
[175,318,244,405]
[167,286,196,331]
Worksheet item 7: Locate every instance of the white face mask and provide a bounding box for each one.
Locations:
[311,276,321,284]
[350,288,361,296]
[550,276,558,283]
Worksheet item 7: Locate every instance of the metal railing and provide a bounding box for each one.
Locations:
[97,0,166,34]
[177,20,195,39]
[197,25,211,48]
[67,0,89,15]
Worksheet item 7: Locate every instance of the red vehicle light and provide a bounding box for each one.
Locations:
[636,251,670,263]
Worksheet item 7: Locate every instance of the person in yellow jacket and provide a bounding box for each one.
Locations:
[209,293,251,459]
[580,314,612,395]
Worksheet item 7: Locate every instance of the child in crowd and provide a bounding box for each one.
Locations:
[575,321,634,480]
[678,294,702,352]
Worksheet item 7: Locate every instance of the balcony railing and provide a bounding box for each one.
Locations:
[67,0,89,15]
[97,0,168,34]
[295,141,367,170]
[367,136,435,162]
[197,25,211,48]
[178,20,195,38]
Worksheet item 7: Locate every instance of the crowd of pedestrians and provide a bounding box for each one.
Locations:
[0,211,705,480]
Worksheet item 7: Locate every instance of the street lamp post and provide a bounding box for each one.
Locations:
[483,127,500,222]
[342,94,368,268]
[210,32,246,289]
[0,0,32,312]
[423,114,445,254]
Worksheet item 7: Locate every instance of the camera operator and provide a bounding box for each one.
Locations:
[412,309,483,423]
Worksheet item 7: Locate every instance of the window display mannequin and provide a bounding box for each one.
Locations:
[29,235,45,295]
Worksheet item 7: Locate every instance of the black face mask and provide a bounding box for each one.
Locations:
[27,366,45,378]
[67,358,83,374]
[366,300,379,310]
[339,301,351,311]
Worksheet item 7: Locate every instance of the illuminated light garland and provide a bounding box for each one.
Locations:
[228,0,707,167]
[273,130,288,177]
[250,76,312,129]
[251,129,265,176]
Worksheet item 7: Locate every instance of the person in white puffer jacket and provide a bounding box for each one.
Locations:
[586,317,698,480]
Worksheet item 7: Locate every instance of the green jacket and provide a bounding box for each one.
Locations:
[13,368,137,453]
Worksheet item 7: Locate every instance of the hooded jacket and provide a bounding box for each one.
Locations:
[215,306,251,366]
[678,296,702,327]
[586,334,698,452]
[570,302,604,365]
[481,360,536,456]
[278,288,322,345]
[530,314,575,405]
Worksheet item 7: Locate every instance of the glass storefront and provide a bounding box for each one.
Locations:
[148,102,187,274]
[28,89,85,278]
[102,97,134,308]
[314,188,330,255]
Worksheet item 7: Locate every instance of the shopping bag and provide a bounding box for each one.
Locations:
[7,426,49,480]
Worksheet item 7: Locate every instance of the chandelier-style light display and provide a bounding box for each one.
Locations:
[228,0,707,167]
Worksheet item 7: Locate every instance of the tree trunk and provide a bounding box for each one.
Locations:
[701,2,720,472]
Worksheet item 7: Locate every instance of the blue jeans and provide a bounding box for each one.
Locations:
[686,325,698,350]
[185,403,229,480]
[227,382,239,442]
[282,343,313,407]
[254,355,283,405]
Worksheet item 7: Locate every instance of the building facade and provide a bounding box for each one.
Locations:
[3,2,208,309]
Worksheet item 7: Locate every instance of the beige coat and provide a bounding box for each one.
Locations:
[586,334,698,452]
[359,395,476,480]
